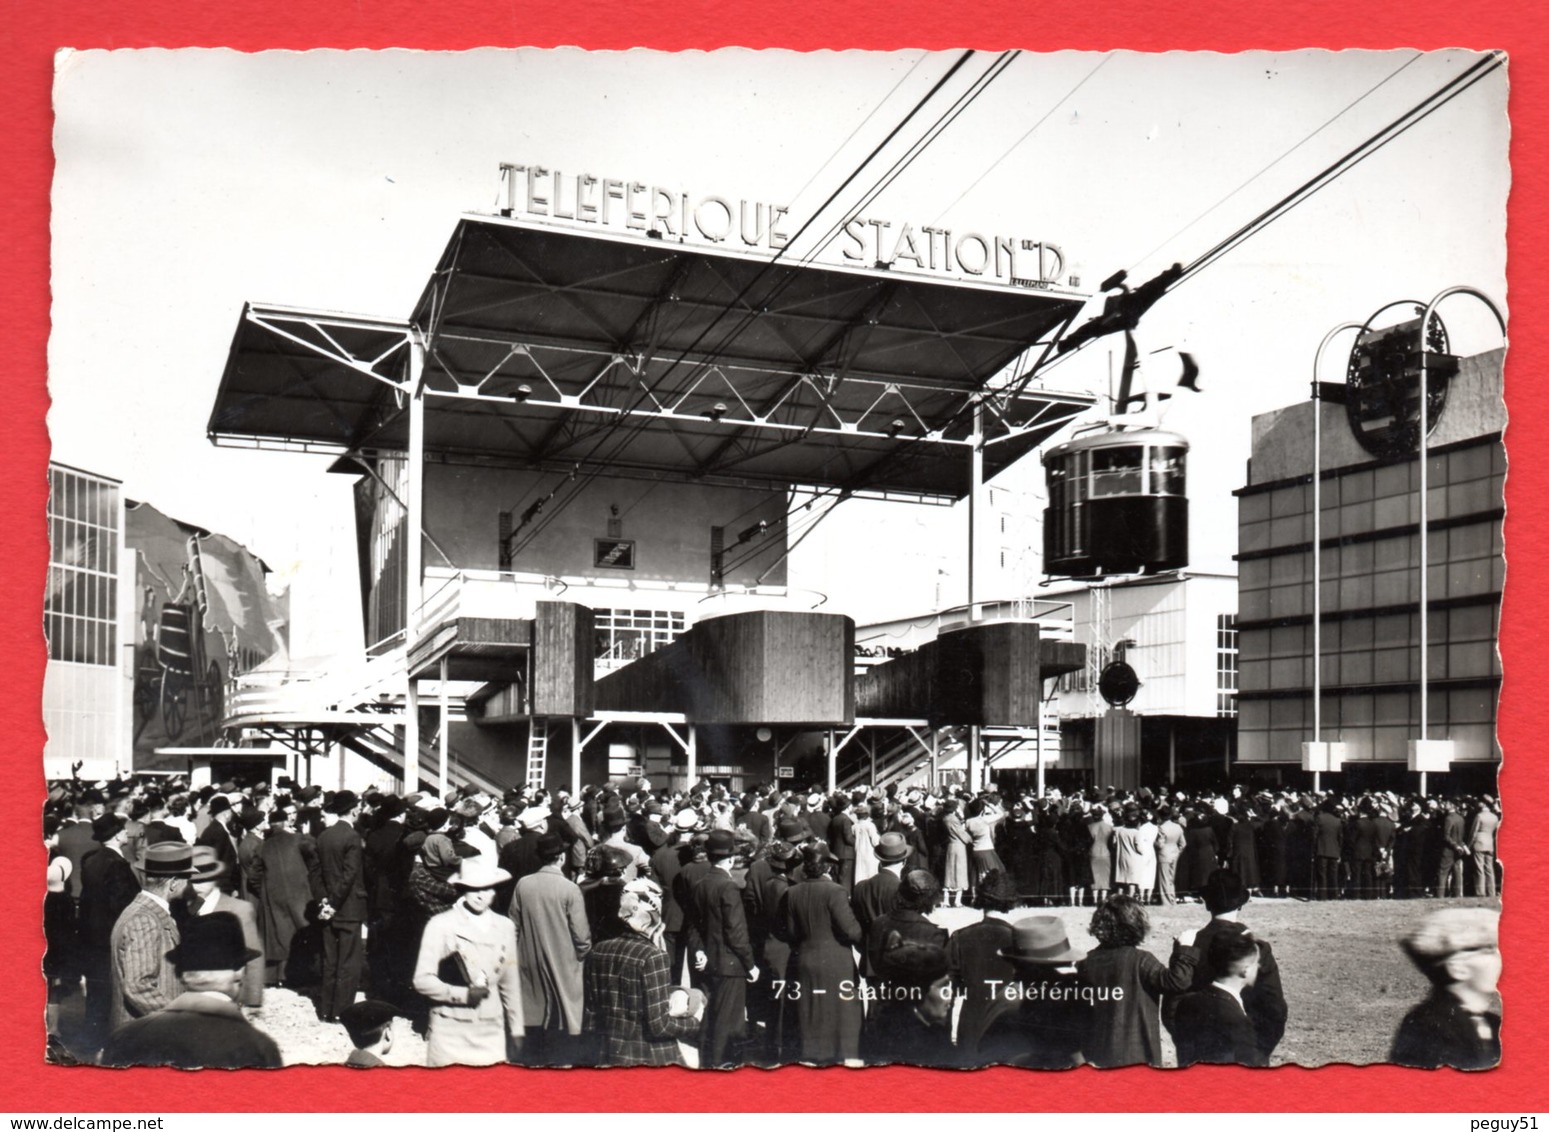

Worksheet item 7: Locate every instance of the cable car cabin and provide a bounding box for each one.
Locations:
[1042,429,1189,577]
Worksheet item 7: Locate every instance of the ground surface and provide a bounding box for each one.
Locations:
[52,896,1500,1068]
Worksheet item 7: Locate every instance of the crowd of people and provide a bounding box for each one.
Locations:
[42,772,1501,1070]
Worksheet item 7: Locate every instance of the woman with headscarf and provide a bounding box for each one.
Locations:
[579,843,635,945]
[779,841,865,1066]
[583,878,703,1066]
[751,839,799,1063]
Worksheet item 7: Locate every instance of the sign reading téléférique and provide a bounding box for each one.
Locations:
[499,163,1068,288]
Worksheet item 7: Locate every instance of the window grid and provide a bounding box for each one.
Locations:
[46,467,120,665]
[1215,613,1239,717]
[593,608,686,666]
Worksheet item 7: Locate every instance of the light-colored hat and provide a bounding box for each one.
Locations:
[451,856,512,890]
[518,806,550,831]
[672,808,701,832]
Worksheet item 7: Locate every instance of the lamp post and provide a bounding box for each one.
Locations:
[1411,287,1506,796]
[1305,323,1363,793]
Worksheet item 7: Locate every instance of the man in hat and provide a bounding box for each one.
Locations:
[195,794,242,894]
[109,843,195,1032]
[339,999,399,1068]
[686,828,757,1068]
[57,794,102,902]
[413,855,525,1066]
[976,915,1090,1068]
[851,830,910,978]
[183,846,266,1013]
[251,801,317,988]
[76,813,140,1047]
[498,802,555,893]
[651,809,699,981]
[235,807,268,911]
[317,790,368,1022]
[1171,933,1267,1066]
[1163,868,1286,1063]
[101,911,282,1069]
[828,794,857,892]
[508,829,592,1065]
[1391,905,1500,1069]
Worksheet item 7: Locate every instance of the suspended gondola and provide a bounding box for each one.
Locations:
[1040,263,1196,579]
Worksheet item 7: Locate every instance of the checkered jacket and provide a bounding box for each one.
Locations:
[583,934,699,1066]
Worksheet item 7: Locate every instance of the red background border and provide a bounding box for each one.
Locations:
[3,0,1543,1113]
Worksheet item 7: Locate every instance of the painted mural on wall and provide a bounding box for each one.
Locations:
[127,502,288,771]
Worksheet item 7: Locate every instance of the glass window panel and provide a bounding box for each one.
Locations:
[1374,692,1411,725]
[1373,613,1412,647]
[1374,495,1409,529]
[1374,462,1410,499]
[1341,470,1374,503]
[1450,444,1490,482]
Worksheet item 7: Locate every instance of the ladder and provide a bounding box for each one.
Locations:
[526,717,549,790]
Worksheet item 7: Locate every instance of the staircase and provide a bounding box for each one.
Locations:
[338,721,505,797]
[836,725,952,792]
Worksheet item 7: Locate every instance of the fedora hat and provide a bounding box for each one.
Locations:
[189,845,228,882]
[998,916,1083,966]
[139,842,197,878]
[536,830,567,861]
[451,856,512,890]
[776,815,806,843]
[876,831,910,863]
[705,829,738,860]
[325,790,360,816]
[91,814,127,843]
[167,911,261,970]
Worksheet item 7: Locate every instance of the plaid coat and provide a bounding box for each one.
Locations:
[109,892,182,1032]
[583,934,699,1066]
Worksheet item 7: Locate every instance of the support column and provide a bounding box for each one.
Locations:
[967,724,981,793]
[929,729,938,792]
[968,402,984,623]
[826,729,837,795]
[686,725,698,791]
[571,719,582,798]
[438,656,450,797]
[1167,720,1177,784]
[404,678,420,794]
[869,734,877,786]
[403,341,426,797]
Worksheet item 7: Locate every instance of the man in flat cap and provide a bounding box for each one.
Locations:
[109,843,195,1033]
[101,911,282,1069]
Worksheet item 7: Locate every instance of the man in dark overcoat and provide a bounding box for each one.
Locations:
[686,829,757,1067]
[194,796,243,894]
[76,814,140,1046]
[251,802,316,986]
[316,790,368,1022]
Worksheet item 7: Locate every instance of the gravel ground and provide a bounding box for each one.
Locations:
[51,895,1499,1068]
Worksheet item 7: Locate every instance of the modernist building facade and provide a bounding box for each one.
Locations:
[1234,346,1504,791]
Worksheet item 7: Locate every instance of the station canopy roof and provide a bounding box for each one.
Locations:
[209,216,1095,500]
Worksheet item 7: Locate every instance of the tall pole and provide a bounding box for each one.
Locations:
[571,718,582,798]
[968,402,984,623]
[438,656,450,796]
[1413,288,1506,798]
[826,728,837,795]
[403,341,426,795]
[1309,323,1362,793]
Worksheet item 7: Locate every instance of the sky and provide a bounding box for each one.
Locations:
[48,48,1509,654]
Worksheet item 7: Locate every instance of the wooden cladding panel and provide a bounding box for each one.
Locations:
[532,601,595,718]
[856,624,1086,727]
[595,611,853,724]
